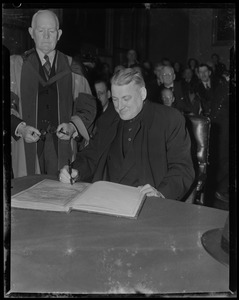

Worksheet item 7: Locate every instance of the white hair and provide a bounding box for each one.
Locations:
[31,10,60,29]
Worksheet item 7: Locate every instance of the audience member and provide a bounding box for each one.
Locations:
[100,62,112,86]
[90,79,112,139]
[123,49,140,68]
[160,65,185,112]
[161,57,172,66]
[173,61,183,81]
[207,74,229,202]
[211,53,227,80]
[187,57,199,80]
[211,81,229,199]
[94,79,111,114]
[181,68,198,93]
[161,88,175,107]
[59,68,195,201]
[146,62,164,104]
[181,67,201,115]
[195,63,219,116]
[10,10,97,178]
[142,60,155,84]
[195,62,229,201]
[114,64,125,74]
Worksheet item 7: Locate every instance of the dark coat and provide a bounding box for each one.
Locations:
[146,78,163,104]
[194,77,220,115]
[73,100,195,201]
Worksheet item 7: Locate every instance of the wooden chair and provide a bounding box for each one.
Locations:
[183,114,211,205]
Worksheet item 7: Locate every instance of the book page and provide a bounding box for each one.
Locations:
[11,179,90,212]
[71,181,146,218]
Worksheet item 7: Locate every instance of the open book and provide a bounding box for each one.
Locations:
[11,179,146,219]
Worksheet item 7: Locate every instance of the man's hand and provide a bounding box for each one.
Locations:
[59,165,79,184]
[139,184,164,198]
[56,123,75,140]
[18,123,40,143]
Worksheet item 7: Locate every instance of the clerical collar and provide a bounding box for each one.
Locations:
[165,83,174,89]
[123,101,146,124]
[36,49,56,66]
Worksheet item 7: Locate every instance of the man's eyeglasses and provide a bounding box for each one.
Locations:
[162,73,173,77]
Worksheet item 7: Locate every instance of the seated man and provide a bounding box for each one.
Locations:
[160,65,185,111]
[59,68,195,200]
[161,88,175,107]
[146,62,164,104]
[89,78,112,139]
[94,79,111,114]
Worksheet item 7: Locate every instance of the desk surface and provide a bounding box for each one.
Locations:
[7,175,229,295]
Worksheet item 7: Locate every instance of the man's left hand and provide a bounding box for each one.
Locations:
[56,123,75,140]
[139,184,164,198]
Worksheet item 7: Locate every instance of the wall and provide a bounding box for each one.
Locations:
[148,8,190,67]
[187,8,234,69]
[147,7,235,70]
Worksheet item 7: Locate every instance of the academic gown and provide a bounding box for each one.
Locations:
[10,49,96,177]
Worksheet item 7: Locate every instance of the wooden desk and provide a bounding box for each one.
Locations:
[6,175,229,295]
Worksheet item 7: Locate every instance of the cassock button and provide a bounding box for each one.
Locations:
[128,138,132,142]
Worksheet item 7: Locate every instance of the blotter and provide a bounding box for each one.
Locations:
[11,179,146,219]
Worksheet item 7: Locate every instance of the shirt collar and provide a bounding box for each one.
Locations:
[103,102,109,112]
[123,100,146,125]
[203,80,211,88]
[36,49,56,66]
[164,83,174,89]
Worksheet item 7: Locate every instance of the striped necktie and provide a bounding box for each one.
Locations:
[43,55,51,79]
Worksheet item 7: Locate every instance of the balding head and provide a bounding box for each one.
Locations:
[31,10,60,29]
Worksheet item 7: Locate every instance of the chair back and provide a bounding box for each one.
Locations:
[184,114,211,205]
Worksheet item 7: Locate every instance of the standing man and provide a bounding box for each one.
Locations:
[196,63,229,202]
[10,10,97,177]
[195,63,220,116]
[59,68,195,201]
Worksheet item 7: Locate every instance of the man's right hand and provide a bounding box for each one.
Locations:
[59,165,79,184]
[18,123,41,143]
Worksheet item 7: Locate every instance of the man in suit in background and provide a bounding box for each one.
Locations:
[195,63,220,116]
[146,62,164,104]
[196,63,229,202]
[59,68,195,201]
[89,78,112,141]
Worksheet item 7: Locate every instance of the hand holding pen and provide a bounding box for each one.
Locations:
[17,123,41,143]
[56,123,76,140]
[58,162,79,184]
[68,159,73,185]
[38,127,69,141]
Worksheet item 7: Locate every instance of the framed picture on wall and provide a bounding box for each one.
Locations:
[212,8,235,46]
